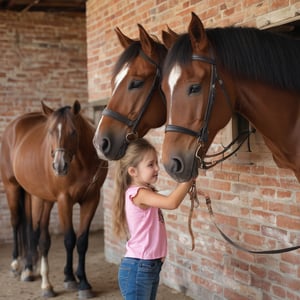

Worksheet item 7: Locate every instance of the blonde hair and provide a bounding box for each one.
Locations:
[113,138,157,239]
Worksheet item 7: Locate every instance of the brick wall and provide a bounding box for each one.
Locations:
[87,1,300,299]
[0,11,104,243]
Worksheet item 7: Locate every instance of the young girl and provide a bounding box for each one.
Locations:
[113,138,194,300]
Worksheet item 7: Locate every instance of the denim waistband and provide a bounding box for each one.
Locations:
[123,257,164,263]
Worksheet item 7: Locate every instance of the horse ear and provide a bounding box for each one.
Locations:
[72,100,81,115]
[115,27,135,49]
[138,23,156,57]
[41,101,53,115]
[162,26,179,49]
[188,12,208,52]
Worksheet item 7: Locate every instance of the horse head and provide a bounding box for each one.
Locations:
[93,24,167,160]
[42,100,81,176]
[161,12,234,182]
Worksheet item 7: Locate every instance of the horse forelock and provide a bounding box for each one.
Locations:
[113,41,141,79]
[113,39,167,80]
[163,34,192,76]
[48,106,76,136]
[164,28,300,92]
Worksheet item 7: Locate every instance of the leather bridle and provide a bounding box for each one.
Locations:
[101,50,164,142]
[164,53,251,169]
[165,54,220,143]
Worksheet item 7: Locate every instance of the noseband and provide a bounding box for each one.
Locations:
[101,50,164,142]
[165,53,234,166]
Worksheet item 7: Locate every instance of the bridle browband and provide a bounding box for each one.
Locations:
[165,53,253,169]
[101,49,164,142]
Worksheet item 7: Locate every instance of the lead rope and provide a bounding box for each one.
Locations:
[189,181,300,254]
[188,180,199,250]
[206,196,300,254]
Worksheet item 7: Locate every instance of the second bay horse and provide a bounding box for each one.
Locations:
[93,24,169,160]
[0,101,108,298]
[161,12,300,182]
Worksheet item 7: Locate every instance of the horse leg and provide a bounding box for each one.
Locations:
[57,199,78,291]
[33,198,56,297]
[63,227,78,290]
[75,197,100,299]
[5,184,25,277]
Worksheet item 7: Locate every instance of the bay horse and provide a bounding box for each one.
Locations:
[93,24,170,160]
[161,12,300,183]
[0,101,108,298]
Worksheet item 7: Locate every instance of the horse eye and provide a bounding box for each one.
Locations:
[188,84,201,95]
[128,80,144,90]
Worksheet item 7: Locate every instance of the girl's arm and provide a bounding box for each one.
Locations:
[133,179,194,210]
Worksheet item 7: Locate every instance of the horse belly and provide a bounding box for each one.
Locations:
[12,142,55,200]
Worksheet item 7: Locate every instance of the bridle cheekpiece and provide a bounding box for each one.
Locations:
[101,50,163,143]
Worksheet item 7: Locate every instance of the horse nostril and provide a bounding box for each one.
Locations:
[64,162,68,172]
[101,137,111,155]
[171,157,184,174]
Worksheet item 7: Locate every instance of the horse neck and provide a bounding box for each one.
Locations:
[235,79,300,145]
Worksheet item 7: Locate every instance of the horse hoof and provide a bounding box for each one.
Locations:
[21,269,35,282]
[64,280,78,291]
[42,288,57,298]
[22,275,35,282]
[11,259,21,277]
[78,289,94,299]
[10,269,20,278]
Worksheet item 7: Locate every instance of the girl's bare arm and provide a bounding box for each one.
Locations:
[133,180,194,210]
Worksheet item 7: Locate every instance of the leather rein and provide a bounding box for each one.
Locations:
[188,181,300,254]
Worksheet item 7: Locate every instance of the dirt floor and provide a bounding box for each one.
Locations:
[0,230,192,299]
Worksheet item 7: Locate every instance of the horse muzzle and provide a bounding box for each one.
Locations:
[93,132,128,161]
[163,153,199,182]
[52,148,72,176]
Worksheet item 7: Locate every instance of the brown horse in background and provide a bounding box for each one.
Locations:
[161,12,300,182]
[93,24,170,160]
[0,101,108,298]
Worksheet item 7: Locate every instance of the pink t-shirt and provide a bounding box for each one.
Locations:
[125,186,167,259]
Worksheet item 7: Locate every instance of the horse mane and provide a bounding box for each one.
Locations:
[113,39,167,78]
[164,27,300,92]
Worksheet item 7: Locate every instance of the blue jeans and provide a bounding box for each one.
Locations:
[118,257,163,300]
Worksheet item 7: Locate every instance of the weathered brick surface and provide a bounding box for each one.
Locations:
[86,1,300,299]
[0,11,103,243]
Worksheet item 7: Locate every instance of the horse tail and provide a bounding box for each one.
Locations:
[17,188,31,260]
[16,188,36,265]
[17,189,40,278]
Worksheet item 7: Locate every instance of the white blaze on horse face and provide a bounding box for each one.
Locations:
[96,64,129,131]
[168,64,182,124]
[112,64,129,96]
[57,123,62,144]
